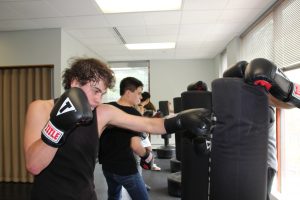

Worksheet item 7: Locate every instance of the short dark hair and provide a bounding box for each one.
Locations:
[119,77,143,96]
[62,57,115,90]
[144,101,156,111]
[141,92,151,102]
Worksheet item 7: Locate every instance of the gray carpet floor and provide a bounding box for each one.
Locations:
[95,157,180,200]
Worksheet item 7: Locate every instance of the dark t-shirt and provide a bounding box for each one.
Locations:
[98,102,142,175]
[31,108,99,200]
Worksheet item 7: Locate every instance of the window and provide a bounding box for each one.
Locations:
[241,13,274,61]
[241,0,300,198]
[279,68,300,199]
[103,61,149,103]
[273,0,300,68]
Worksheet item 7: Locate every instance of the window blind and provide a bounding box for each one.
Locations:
[241,13,274,62]
[273,0,300,68]
[241,0,300,69]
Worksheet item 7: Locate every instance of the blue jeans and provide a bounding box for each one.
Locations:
[102,170,149,200]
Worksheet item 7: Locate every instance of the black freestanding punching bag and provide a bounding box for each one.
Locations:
[170,97,183,173]
[181,90,212,200]
[210,78,269,200]
[173,97,183,162]
[168,97,183,197]
[157,100,175,159]
[159,100,170,116]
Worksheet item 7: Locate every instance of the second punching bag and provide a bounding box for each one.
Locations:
[181,90,212,200]
[210,78,269,200]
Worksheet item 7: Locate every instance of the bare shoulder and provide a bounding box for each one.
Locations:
[95,104,114,136]
[28,99,53,111]
[27,100,51,117]
[24,99,54,150]
[97,103,116,111]
[96,103,121,116]
[96,103,111,112]
[25,99,53,125]
[96,104,116,122]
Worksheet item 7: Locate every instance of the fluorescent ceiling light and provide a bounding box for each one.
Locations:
[125,43,176,50]
[95,0,182,13]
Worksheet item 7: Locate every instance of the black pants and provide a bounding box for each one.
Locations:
[267,167,276,200]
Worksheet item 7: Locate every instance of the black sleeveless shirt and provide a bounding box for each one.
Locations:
[31,105,98,200]
[98,102,142,175]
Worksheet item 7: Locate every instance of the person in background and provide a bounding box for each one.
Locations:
[98,77,153,200]
[144,102,156,112]
[138,92,161,171]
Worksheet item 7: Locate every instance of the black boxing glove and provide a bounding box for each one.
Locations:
[164,108,212,136]
[140,150,154,170]
[244,58,300,108]
[41,87,93,147]
[223,60,248,78]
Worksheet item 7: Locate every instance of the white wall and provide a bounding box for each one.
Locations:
[60,30,103,93]
[149,59,217,108]
[0,29,61,96]
[226,37,241,67]
[214,54,223,78]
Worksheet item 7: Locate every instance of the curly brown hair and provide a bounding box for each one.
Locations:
[62,57,115,90]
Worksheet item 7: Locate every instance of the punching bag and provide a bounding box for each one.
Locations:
[210,78,269,200]
[173,97,183,162]
[181,90,212,200]
[167,97,183,197]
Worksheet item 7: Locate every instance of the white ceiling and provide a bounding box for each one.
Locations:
[0,0,277,61]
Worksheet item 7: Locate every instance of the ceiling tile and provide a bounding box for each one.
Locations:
[144,11,181,25]
[31,15,108,28]
[183,0,228,10]
[124,36,151,43]
[149,35,177,43]
[79,37,120,46]
[226,0,276,9]
[44,0,100,16]
[0,2,24,19]
[8,1,62,18]
[179,24,214,36]
[105,13,146,26]
[117,26,147,37]
[219,8,262,23]
[210,23,243,35]
[93,44,127,51]
[65,27,113,38]
[181,10,221,24]
[146,25,179,36]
